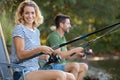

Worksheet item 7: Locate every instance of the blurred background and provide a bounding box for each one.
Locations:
[0,0,120,80]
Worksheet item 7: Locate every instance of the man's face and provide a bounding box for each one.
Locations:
[62,19,71,33]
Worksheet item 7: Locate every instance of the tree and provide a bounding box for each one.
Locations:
[1,0,120,53]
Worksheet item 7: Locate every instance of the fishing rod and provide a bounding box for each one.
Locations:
[82,23,120,48]
[15,22,120,64]
[79,23,120,56]
[44,26,120,66]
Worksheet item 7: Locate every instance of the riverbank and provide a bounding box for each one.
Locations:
[85,55,120,80]
[84,66,112,80]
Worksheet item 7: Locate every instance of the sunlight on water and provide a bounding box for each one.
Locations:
[87,56,120,61]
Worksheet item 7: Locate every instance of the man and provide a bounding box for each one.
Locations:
[43,14,92,80]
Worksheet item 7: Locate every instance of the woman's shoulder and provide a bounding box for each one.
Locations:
[13,24,27,34]
[15,24,25,29]
[12,24,26,38]
[14,24,27,31]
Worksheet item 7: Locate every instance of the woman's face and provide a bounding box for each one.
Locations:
[22,6,36,26]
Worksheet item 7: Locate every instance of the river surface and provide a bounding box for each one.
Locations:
[87,56,120,80]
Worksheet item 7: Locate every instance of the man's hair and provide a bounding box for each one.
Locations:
[55,14,70,28]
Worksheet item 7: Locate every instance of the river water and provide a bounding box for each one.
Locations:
[87,56,120,80]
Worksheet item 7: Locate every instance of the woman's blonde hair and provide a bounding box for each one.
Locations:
[15,0,43,27]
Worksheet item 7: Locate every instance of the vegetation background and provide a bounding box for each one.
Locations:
[0,0,120,55]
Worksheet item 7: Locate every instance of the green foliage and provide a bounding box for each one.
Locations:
[0,0,21,45]
[0,0,120,53]
[0,11,14,46]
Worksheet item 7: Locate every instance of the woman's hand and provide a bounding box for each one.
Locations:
[39,54,50,62]
[39,46,54,54]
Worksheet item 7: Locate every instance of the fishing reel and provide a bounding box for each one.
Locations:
[47,54,61,64]
[84,48,93,56]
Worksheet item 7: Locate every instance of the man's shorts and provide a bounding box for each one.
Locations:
[42,63,66,71]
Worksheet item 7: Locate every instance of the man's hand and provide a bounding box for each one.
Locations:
[70,48,93,59]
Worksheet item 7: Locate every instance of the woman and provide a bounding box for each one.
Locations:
[11,1,75,80]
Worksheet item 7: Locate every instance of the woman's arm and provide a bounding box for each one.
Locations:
[14,36,53,60]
